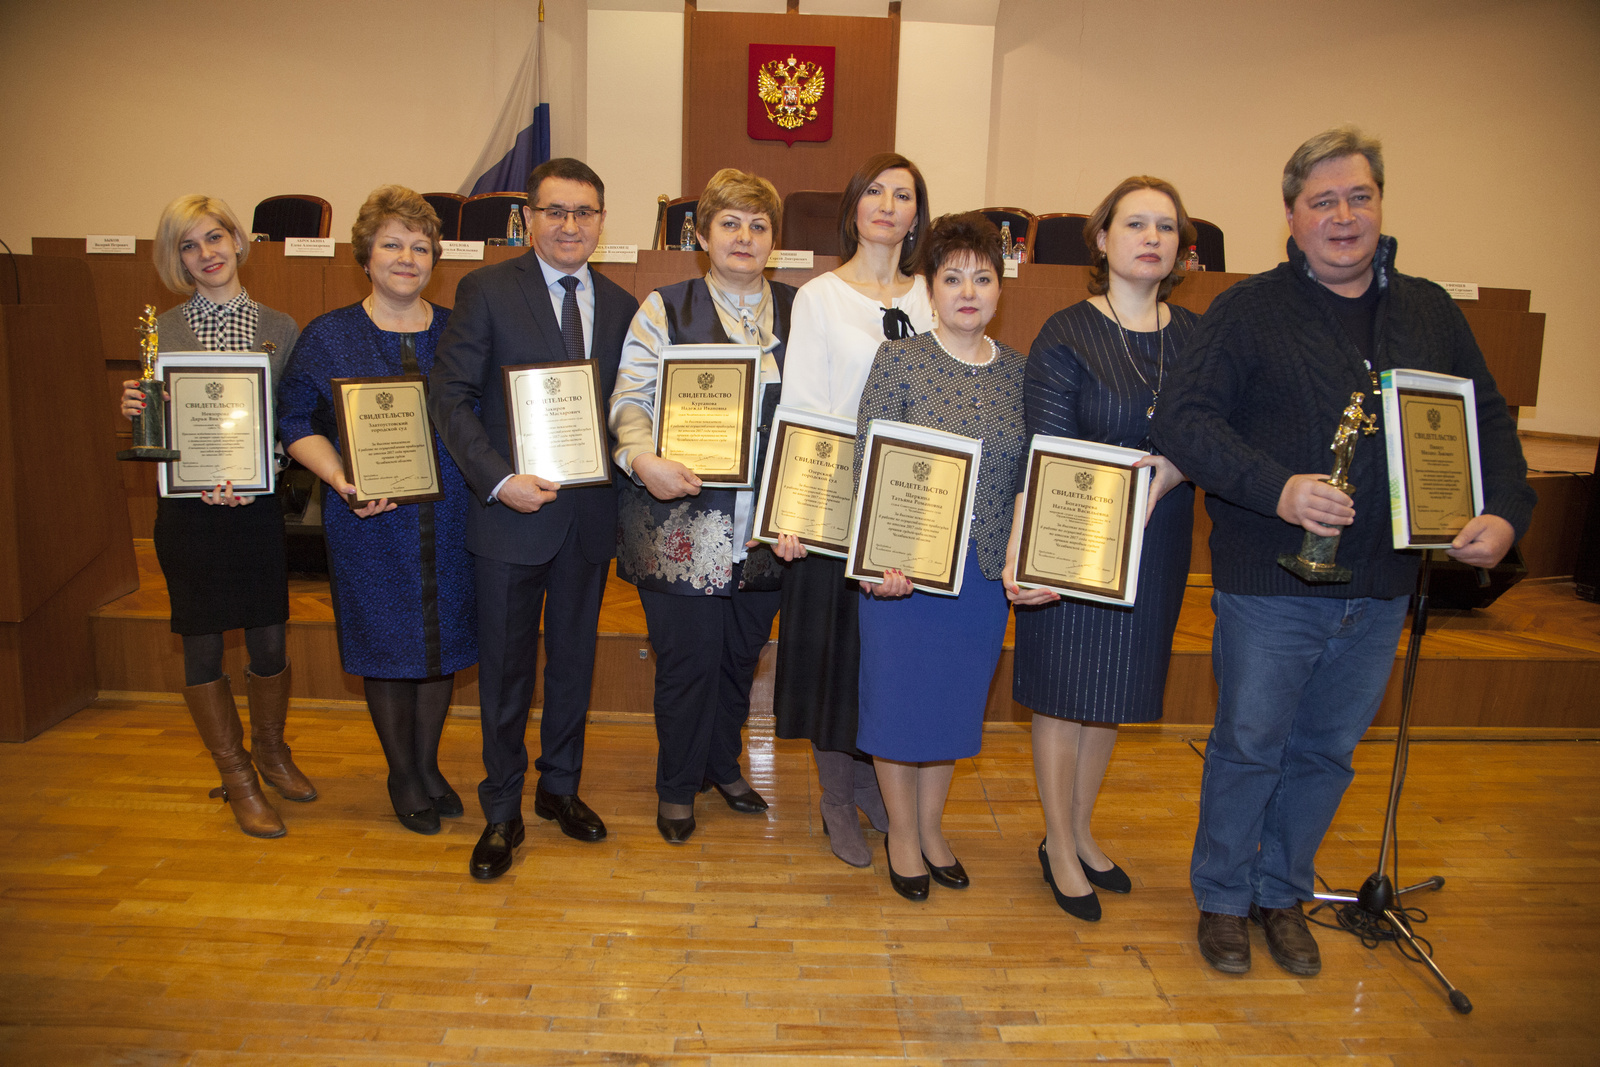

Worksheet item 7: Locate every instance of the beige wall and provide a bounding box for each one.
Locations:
[0,0,586,248]
[2,0,1592,434]
[987,0,1600,436]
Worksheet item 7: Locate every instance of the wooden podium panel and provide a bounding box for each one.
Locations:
[0,255,138,740]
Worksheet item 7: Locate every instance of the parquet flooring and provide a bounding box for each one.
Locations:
[1,703,1597,1064]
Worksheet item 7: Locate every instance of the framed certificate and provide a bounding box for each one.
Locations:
[653,344,761,487]
[1014,436,1152,607]
[156,353,274,497]
[845,420,981,596]
[752,405,857,558]
[1381,368,1483,549]
[330,375,445,506]
[503,361,614,487]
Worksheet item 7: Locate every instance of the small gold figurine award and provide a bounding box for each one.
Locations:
[116,304,181,461]
[1277,391,1378,583]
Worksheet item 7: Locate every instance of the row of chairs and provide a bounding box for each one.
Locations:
[249,193,1227,271]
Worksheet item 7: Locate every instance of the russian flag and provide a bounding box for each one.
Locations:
[459,20,550,195]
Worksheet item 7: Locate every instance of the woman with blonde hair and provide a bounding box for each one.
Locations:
[119,194,311,838]
[1004,176,1200,920]
[609,168,795,844]
[277,185,477,835]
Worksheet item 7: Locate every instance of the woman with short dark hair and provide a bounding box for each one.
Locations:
[277,184,477,835]
[852,211,1028,900]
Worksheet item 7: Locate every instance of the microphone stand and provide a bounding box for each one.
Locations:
[1313,550,1474,1014]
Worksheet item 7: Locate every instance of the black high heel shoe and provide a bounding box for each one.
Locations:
[1079,854,1132,894]
[886,836,929,902]
[657,803,696,843]
[922,851,970,890]
[700,778,768,813]
[388,778,441,835]
[1039,840,1100,921]
[429,788,465,819]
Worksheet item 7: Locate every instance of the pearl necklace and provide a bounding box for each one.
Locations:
[931,328,998,367]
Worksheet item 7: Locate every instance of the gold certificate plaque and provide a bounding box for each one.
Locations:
[654,349,759,486]
[503,361,614,487]
[332,375,444,506]
[1016,453,1140,603]
[848,427,978,595]
[1397,390,1474,541]
[161,360,273,496]
[753,406,856,557]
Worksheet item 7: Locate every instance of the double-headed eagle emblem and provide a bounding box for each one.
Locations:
[756,54,825,130]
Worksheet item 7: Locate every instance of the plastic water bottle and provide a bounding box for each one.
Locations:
[1013,240,1028,265]
[1000,221,1014,261]
[680,212,697,251]
[506,205,525,246]
[1182,245,1201,271]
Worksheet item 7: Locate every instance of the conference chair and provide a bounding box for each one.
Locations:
[979,207,1035,250]
[781,190,843,256]
[459,193,528,242]
[1190,216,1227,272]
[251,195,331,241]
[652,196,699,250]
[422,193,466,241]
[1029,213,1094,266]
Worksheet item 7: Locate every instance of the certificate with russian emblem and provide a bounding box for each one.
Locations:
[753,405,857,558]
[1381,369,1483,549]
[846,420,981,596]
[156,353,274,497]
[1014,437,1151,607]
[330,375,444,507]
[503,361,614,488]
[653,344,761,487]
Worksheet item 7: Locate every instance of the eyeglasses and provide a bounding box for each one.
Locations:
[530,206,602,224]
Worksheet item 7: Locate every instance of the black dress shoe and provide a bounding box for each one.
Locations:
[1039,840,1100,921]
[656,811,696,844]
[1198,910,1252,973]
[886,837,929,902]
[1079,855,1132,894]
[534,783,607,841]
[430,789,464,819]
[470,818,525,880]
[396,807,441,836]
[922,852,970,889]
[700,778,768,813]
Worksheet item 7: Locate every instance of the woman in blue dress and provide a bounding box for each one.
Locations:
[1003,177,1200,920]
[278,186,477,835]
[853,212,1028,901]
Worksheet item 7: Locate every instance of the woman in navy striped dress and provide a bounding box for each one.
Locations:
[1003,177,1200,920]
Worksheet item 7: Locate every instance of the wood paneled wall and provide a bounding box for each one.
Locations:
[681,4,899,201]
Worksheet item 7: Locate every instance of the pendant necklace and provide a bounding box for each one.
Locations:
[1104,296,1165,419]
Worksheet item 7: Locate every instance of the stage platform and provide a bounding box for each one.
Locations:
[92,539,1600,732]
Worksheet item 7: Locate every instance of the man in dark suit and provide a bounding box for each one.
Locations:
[430,158,639,880]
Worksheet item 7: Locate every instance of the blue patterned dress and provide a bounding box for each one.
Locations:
[1012,300,1198,723]
[277,303,477,678]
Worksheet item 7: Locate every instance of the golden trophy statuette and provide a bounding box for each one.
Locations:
[116,304,181,461]
[1277,391,1378,583]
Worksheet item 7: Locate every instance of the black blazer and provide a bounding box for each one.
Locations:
[429,249,639,567]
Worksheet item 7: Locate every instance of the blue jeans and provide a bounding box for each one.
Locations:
[1191,591,1409,915]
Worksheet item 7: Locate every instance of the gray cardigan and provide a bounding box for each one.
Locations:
[155,302,299,385]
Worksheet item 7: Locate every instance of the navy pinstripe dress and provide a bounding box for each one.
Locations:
[1012,300,1199,723]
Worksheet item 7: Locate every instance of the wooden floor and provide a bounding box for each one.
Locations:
[2,703,1598,1065]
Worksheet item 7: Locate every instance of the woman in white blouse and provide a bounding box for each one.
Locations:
[772,153,934,867]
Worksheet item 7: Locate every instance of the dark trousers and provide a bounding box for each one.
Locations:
[472,525,608,823]
[638,578,781,805]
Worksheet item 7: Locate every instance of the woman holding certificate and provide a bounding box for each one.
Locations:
[1003,177,1200,920]
[277,186,476,836]
[853,212,1028,901]
[117,194,309,838]
[609,169,794,845]
[772,152,933,868]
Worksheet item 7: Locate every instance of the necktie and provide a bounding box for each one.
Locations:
[558,275,585,360]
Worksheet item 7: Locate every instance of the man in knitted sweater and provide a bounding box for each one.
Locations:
[1151,127,1534,976]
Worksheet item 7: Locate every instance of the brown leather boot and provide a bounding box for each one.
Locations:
[183,676,286,838]
[246,664,317,801]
